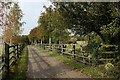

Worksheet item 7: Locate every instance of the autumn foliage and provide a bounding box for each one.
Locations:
[0,2,23,44]
[28,27,44,43]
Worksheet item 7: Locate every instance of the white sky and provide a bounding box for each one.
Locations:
[17,0,51,2]
[18,0,52,35]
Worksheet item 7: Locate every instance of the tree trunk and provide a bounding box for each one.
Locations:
[49,37,51,45]
[41,39,43,45]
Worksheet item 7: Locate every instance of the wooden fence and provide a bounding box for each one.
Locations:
[39,44,118,65]
[1,43,24,79]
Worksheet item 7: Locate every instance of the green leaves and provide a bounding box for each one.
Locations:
[53,2,120,44]
[100,18,120,43]
[37,6,69,43]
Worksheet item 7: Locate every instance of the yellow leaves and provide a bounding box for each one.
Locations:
[37,27,44,40]
[2,2,23,44]
[28,27,44,41]
[11,36,22,45]
[3,27,12,44]
[3,27,22,44]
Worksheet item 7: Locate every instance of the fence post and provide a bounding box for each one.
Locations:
[5,43,10,79]
[17,45,19,58]
[20,44,22,56]
[50,44,52,51]
[51,44,53,51]
[43,44,45,49]
[73,44,76,59]
[58,44,61,54]
[62,44,66,55]
[61,44,63,55]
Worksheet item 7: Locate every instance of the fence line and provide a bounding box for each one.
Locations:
[1,43,24,79]
[38,43,118,65]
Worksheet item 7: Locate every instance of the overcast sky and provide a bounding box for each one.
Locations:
[19,0,52,35]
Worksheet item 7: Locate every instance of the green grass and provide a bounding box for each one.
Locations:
[15,47,28,80]
[2,46,28,80]
[66,44,81,50]
[37,47,116,78]
[0,45,3,56]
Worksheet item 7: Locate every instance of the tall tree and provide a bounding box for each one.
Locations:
[38,6,70,44]
[28,27,44,43]
[2,2,24,44]
[53,2,120,44]
[0,1,12,32]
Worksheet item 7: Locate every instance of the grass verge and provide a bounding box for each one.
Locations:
[15,46,28,80]
[0,45,3,56]
[37,47,117,78]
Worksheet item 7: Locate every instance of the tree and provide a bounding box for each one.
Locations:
[11,35,22,44]
[38,6,70,44]
[2,2,24,44]
[0,1,12,34]
[21,35,30,45]
[52,2,120,44]
[28,27,44,43]
[28,28,36,43]
[101,18,120,44]
[38,6,54,44]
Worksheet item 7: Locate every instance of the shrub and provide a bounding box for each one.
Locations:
[104,62,117,77]
[105,63,114,71]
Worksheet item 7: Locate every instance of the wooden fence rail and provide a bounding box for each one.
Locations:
[38,43,118,65]
[1,43,24,79]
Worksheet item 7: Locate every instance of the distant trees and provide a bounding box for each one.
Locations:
[0,1,24,44]
[21,35,30,45]
[28,27,44,43]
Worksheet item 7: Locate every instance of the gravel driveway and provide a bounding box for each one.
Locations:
[27,45,89,79]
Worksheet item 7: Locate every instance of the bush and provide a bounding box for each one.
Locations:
[105,63,114,71]
[104,62,118,77]
[83,32,103,66]
[116,61,120,79]
[100,44,118,51]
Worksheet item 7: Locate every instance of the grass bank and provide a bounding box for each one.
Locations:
[15,46,28,80]
[37,47,117,78]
